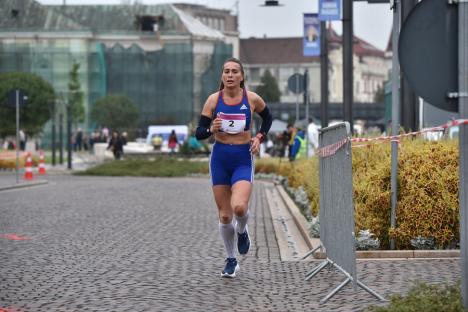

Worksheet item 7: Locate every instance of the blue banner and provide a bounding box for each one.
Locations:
[303,13,320,57]
[318,0,341,21]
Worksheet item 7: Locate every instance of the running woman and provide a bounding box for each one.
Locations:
[195,58,272,278]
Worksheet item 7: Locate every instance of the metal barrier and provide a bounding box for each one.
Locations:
[302,122,385,303]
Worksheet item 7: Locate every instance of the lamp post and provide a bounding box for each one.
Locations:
[343,0,354,134]
[320,21,329,128]
[66,102,72,170]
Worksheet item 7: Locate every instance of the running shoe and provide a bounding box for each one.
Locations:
[237,229,250,255]
[221,258,239,278]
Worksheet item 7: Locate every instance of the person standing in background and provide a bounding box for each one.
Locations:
[168,130,179,154]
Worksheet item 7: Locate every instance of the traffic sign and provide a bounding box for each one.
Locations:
[7,89,28,108]
[288,73,305,94]
[398,0,458,112]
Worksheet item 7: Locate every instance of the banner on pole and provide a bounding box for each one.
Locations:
[318,0,341,21]
[303,13,320,56]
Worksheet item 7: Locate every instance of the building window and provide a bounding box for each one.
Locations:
[137,15,163,32]
[220,19,225,32]
[250,68,260,82]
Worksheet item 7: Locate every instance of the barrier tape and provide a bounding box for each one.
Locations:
[317,138,348,158]
[318,119,468,158]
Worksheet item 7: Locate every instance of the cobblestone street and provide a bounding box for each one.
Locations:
[0,176,461,311]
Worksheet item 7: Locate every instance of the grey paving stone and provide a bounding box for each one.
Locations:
[0,175,461,312]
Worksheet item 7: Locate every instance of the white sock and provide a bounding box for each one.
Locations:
[219,222,236,258]
[235,211,249,234]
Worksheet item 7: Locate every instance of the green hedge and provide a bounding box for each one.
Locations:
[255,139,459,249]
[366,282,466,312]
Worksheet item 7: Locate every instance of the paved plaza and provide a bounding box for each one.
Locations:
[0,175,461,311]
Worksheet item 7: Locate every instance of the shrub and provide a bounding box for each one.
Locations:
[366,282,466,312]
[354,139,458,249]
[77,158,209,177]
[0,152,38,169]
[353,143,392,247]
[393,139,458,249]
[255,157,320,217]
[265,139,459,249]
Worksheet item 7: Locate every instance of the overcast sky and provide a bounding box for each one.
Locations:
[37,0,393,51]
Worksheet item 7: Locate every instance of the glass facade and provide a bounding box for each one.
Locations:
[0,37,232,145]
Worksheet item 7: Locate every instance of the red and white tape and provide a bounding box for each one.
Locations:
[317,119,468,158]
[317,138,348,158]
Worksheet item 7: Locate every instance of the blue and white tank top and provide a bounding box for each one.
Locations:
[214,89,252,134]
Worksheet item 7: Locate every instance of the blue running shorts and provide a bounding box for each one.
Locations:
[210,142,254,186]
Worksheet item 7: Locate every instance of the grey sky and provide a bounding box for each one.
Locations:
[37,0,393,50]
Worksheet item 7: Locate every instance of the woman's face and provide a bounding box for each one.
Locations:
[222,61,243,89]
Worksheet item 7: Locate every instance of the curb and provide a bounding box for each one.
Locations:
[274,183,460,260]
[313,250,460,260]
[0,180,48,191]
[275,183,316,250]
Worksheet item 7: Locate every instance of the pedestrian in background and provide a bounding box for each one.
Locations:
[195,57,273,278]
[168,130,178,154]
[74,128,83,151]
[19,129,26,151]
[290,127,306,161]
[107,131,124,160]
[286,124,296,161]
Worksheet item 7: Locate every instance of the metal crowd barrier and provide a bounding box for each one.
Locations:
[302,122,386,303]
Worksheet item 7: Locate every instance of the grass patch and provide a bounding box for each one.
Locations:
[367,282,466,312]
[75,158,209,177]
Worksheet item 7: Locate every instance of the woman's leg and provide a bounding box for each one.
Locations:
[231,180,252,229]
[213,185,235,259]
[231,181,252,255]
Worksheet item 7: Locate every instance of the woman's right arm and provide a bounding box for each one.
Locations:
[196,94,220,140]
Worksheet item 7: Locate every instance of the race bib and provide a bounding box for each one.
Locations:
[218,112,246,134]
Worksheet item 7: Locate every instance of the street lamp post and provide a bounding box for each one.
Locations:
[66,102,72,170]
[59,112,64,165]
[48,98,57,166]
[343,0,354,134]
[390,0,401,250]
[459,0,468,307]
[320,21,329,128]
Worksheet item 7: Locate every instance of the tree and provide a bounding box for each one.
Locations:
[68,63,85,125]
[0,72,55,138]
[255,69,281,102]
[91,94,139,132]
[374,83,385,103]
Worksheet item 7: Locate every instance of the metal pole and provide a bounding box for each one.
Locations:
[15,90,19,184]
[459,0,468,308]
[296,73,299,122]
[51,115,56,166]
[304,69,309,157]
[343,0,353,133]
[400,0,418,132]
[67,105,72,170]
[320,21,329,128]
[59,113,63,165]
[390,0,401,250]
[51,100,56,166]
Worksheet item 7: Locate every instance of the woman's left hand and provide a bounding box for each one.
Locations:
[250,136,261,155]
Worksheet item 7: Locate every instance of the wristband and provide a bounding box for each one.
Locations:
[255,133,265,143]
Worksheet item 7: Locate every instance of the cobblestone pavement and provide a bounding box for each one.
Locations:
[0,176,460,312]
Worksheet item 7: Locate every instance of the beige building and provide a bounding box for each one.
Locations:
[173,3,240,58]
[240,29,391,104]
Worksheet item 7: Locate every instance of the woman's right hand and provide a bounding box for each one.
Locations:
[211,117,222,133]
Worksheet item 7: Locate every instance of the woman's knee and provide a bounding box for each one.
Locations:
[232,202,248,217]
[219,213,233,224]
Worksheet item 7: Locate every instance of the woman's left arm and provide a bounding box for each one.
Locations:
[249,92,273,155]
